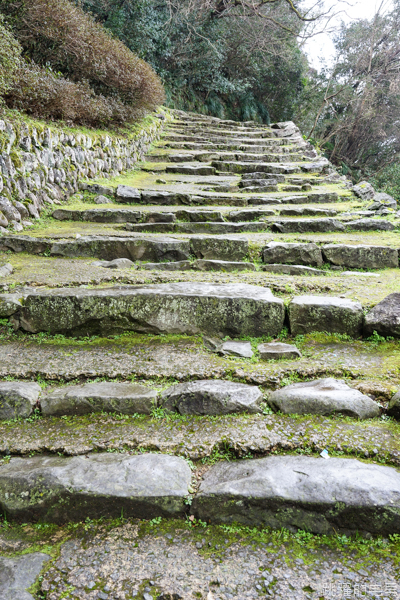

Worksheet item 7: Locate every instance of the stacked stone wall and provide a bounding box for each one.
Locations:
[0,113,167,231]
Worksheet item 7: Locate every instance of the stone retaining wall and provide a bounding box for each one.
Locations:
[0,112,167,232]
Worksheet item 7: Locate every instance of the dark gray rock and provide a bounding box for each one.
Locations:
[193,456,400,534]
[51,236,190,262]
[279,207,337,217]
[141,261,191,271]
[115,185,141,202]
[193,259,256,272]
[228,209,275,221]
[160,380,262,415]
[364,293,400,338]
[306,192,339,203]
[220,341,253,358]
[272,218,345,233]
[176,209,224,222]
[0,210,8,228]
[13,283,285,337]
[388,390,400,419]
[82,184,114,196]
[94,195,113,204]
[262,264,326,276]
[0,197,21,222]
[0,263,13,277]
[0,553,51,600]
[92,258,135,269]
[289,295,364,336]
[190,235,248,261]
[53,209,142,223]
[41,382,158,416]
[0,453,191,522]
[0,382,41,420]
[268,378,380,418]
[0,293,22,317]
[353,181,375,201]
[141,190,192,205]
[248,197,281,206]
[374,192,397,208]
[258,342,301,360]
[348,219,394,231]
[0,235,52,255]
[263,242,323,267]
[322,244,398,269]
[144,212,176,223]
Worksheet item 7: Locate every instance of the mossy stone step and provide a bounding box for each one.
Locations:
[192,455,400,534]
[212,161,301,174]
[125,221,268,234]
[9,283,284,337]
[0,453,191,522]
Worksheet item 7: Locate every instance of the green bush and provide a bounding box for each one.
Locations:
[0,16,21,99]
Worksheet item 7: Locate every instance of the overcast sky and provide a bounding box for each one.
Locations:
[303,0,395,68]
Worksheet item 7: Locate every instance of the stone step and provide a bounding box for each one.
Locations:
[165,164,216,176]
[0,453,191,522]
[0,234,249,262]
[271,218,345,233]
[147,151,304,164]
[9,283,285,336]
[192,455,400,534]
[262,264,327,276]
[212,160,301,174]
[125,221,268,234]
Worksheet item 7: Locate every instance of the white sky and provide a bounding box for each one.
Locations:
[303,0,395,69]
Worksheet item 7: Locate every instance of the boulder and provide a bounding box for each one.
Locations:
[41,382,158,416]
[268,378,380,418]
[271,219,345,233]
[353,181,375,201]
[0,382,41,420]
[348,219,394,231]
[0,453,191,522]
[190,235,248,261]
[0,197,21,222]
[258,342,301,360]
[262,264,326,276]
[13,201,29,219]
[0,553,51,600]
[160,380,262,415]
[263,242,323,267]
[14,283,285,337]
[94,195,113,204]
[388,390,400,419]
[0,293,22,317]
[374,192,397,208]
[141,190,192,205]
[289,295,364,336]
[115,185,141,202]
[364,293,400,338]
[322,244,398,269]
[83,184,114,196]
[192,456,400,534]
[91,258,135,269]
[220,341,253,358]
[193,260,256,272]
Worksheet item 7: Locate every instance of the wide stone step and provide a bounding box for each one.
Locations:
[0,234,249,261]
[10,283,285,336]
[165,165,216,176]
[125,221,268,234]
[0,453,191,522]
[212,160,301,174]
[192,455,400,534]
[271,218,345,233]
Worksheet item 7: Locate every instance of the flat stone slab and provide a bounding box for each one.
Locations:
[0,453,191,522]
[263,242,323,267]
[190,235,248,261]
[176,209,224,222]
[323,244,398,269]
[12,283,285,337]
[220,341,253,358]
[115,185,141,201]
[166,165,216,176]
[193,259,256,272]
[160,380,262,415]
[272,218,345,233]
[0,382,41,420]
[279,207,337,216]
[126,221,267,234]
[228,209,275,221]
[141,261,191,271]
[140,190,192,204]
[348,219,395,231]
[92,258,135,269]
[193,455,400,534]
[0,263,13,278]
[258,342,301,360]
[0,553,51,600]
[41,382,158,416]
[364,293,400,338]
[52,208,143,223]
[268,378,380,419]
[289,295,364,337]
[262,264,326,276]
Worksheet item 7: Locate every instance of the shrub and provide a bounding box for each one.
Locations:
[5,62,137,127]
[0,0,165,117]
[0,16,21,99]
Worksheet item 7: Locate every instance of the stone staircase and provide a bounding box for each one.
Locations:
[0,109,400,599]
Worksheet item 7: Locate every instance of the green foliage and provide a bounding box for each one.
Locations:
[0,16,21,99]
[370,163,400,201]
